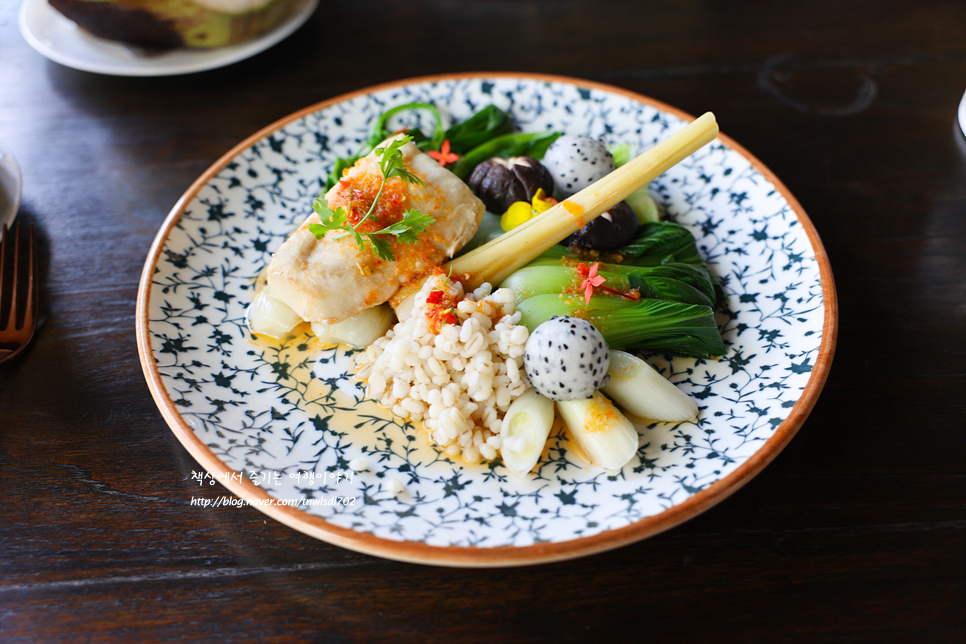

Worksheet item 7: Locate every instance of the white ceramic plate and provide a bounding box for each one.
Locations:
[0,139,22,232]
[18,0,318,77]
[137,73,837,566]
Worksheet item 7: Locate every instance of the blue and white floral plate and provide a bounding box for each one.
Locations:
[136,74,837,567]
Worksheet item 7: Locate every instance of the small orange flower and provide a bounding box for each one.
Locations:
[427,140,459,167]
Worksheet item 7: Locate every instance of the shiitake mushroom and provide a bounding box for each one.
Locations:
[564,201,640,251]
[467,156,554,213]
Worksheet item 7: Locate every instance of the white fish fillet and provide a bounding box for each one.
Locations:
[266,138,484,324]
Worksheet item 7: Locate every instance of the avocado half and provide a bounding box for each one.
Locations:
[48,0,297,49]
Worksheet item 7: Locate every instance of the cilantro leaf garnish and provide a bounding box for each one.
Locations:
[309,135,435,262]
[375,137,425,186]
[377,209,436,244]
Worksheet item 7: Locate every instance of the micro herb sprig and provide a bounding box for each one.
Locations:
[309,135,435,262]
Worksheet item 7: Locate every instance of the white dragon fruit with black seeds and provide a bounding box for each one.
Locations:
[524,316,610,401]
[542,135,616,198]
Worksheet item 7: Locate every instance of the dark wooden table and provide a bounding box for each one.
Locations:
[2,1,964,641]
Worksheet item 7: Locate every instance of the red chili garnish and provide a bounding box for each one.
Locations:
[426,290,445,304]
[599,284,641,300]
[442,309,458,325]
[427,140,460,167]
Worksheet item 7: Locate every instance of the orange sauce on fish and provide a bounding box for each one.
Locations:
[330,174,408,232]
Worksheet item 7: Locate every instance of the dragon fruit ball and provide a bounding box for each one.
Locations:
[524,316,610,401]
[542,135,616,198]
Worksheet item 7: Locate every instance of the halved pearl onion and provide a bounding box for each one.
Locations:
[499,388,555,476]
[556,391,638,470]
[602,350,698,422]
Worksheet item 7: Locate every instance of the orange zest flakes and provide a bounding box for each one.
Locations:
[562,200,585,227]
[329,172,408,233]
[584,396,619,434]
[562,200,584,215]
[427,140,460,167]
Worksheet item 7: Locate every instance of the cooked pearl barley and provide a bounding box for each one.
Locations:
[355,274,531,464]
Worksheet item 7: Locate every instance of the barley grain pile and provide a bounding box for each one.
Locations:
[355,273,530,463]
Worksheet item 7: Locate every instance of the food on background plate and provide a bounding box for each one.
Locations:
[249,102,723,474]
[47,0,298,49]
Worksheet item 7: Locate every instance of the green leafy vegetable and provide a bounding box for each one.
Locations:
[517,294,726,359]
[500,262,717,308]
[617,221,704,266]
[309,135,434,262]
[526,222,724,307]
[443,104,514,153]
[608,142,635,167]
[447,131,562,179]
[323,102,559,189]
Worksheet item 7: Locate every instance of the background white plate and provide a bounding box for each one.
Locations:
[137,74,837,567]
[959,90,966,138]
[0,138,22,232]
[18,0,318,77]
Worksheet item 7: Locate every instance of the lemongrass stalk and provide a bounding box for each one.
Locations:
[556,391,639,470]
[310,304,395,348]
[603,350,698,422]
[445,113,718,290]
[499,388,556,476]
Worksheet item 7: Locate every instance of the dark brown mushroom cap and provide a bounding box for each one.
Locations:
[564,201,640,251]
[467,156,555,213]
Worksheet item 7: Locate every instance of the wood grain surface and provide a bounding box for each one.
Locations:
[1,1,964,642]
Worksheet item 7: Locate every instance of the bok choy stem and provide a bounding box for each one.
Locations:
[500,262,717,307]
[517,294,726,358]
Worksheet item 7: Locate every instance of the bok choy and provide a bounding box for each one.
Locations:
[517,294,726,359]
[501,261,718,308]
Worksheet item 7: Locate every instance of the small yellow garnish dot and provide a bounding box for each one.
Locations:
[531,188,555,214]
[500,201,534,231]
